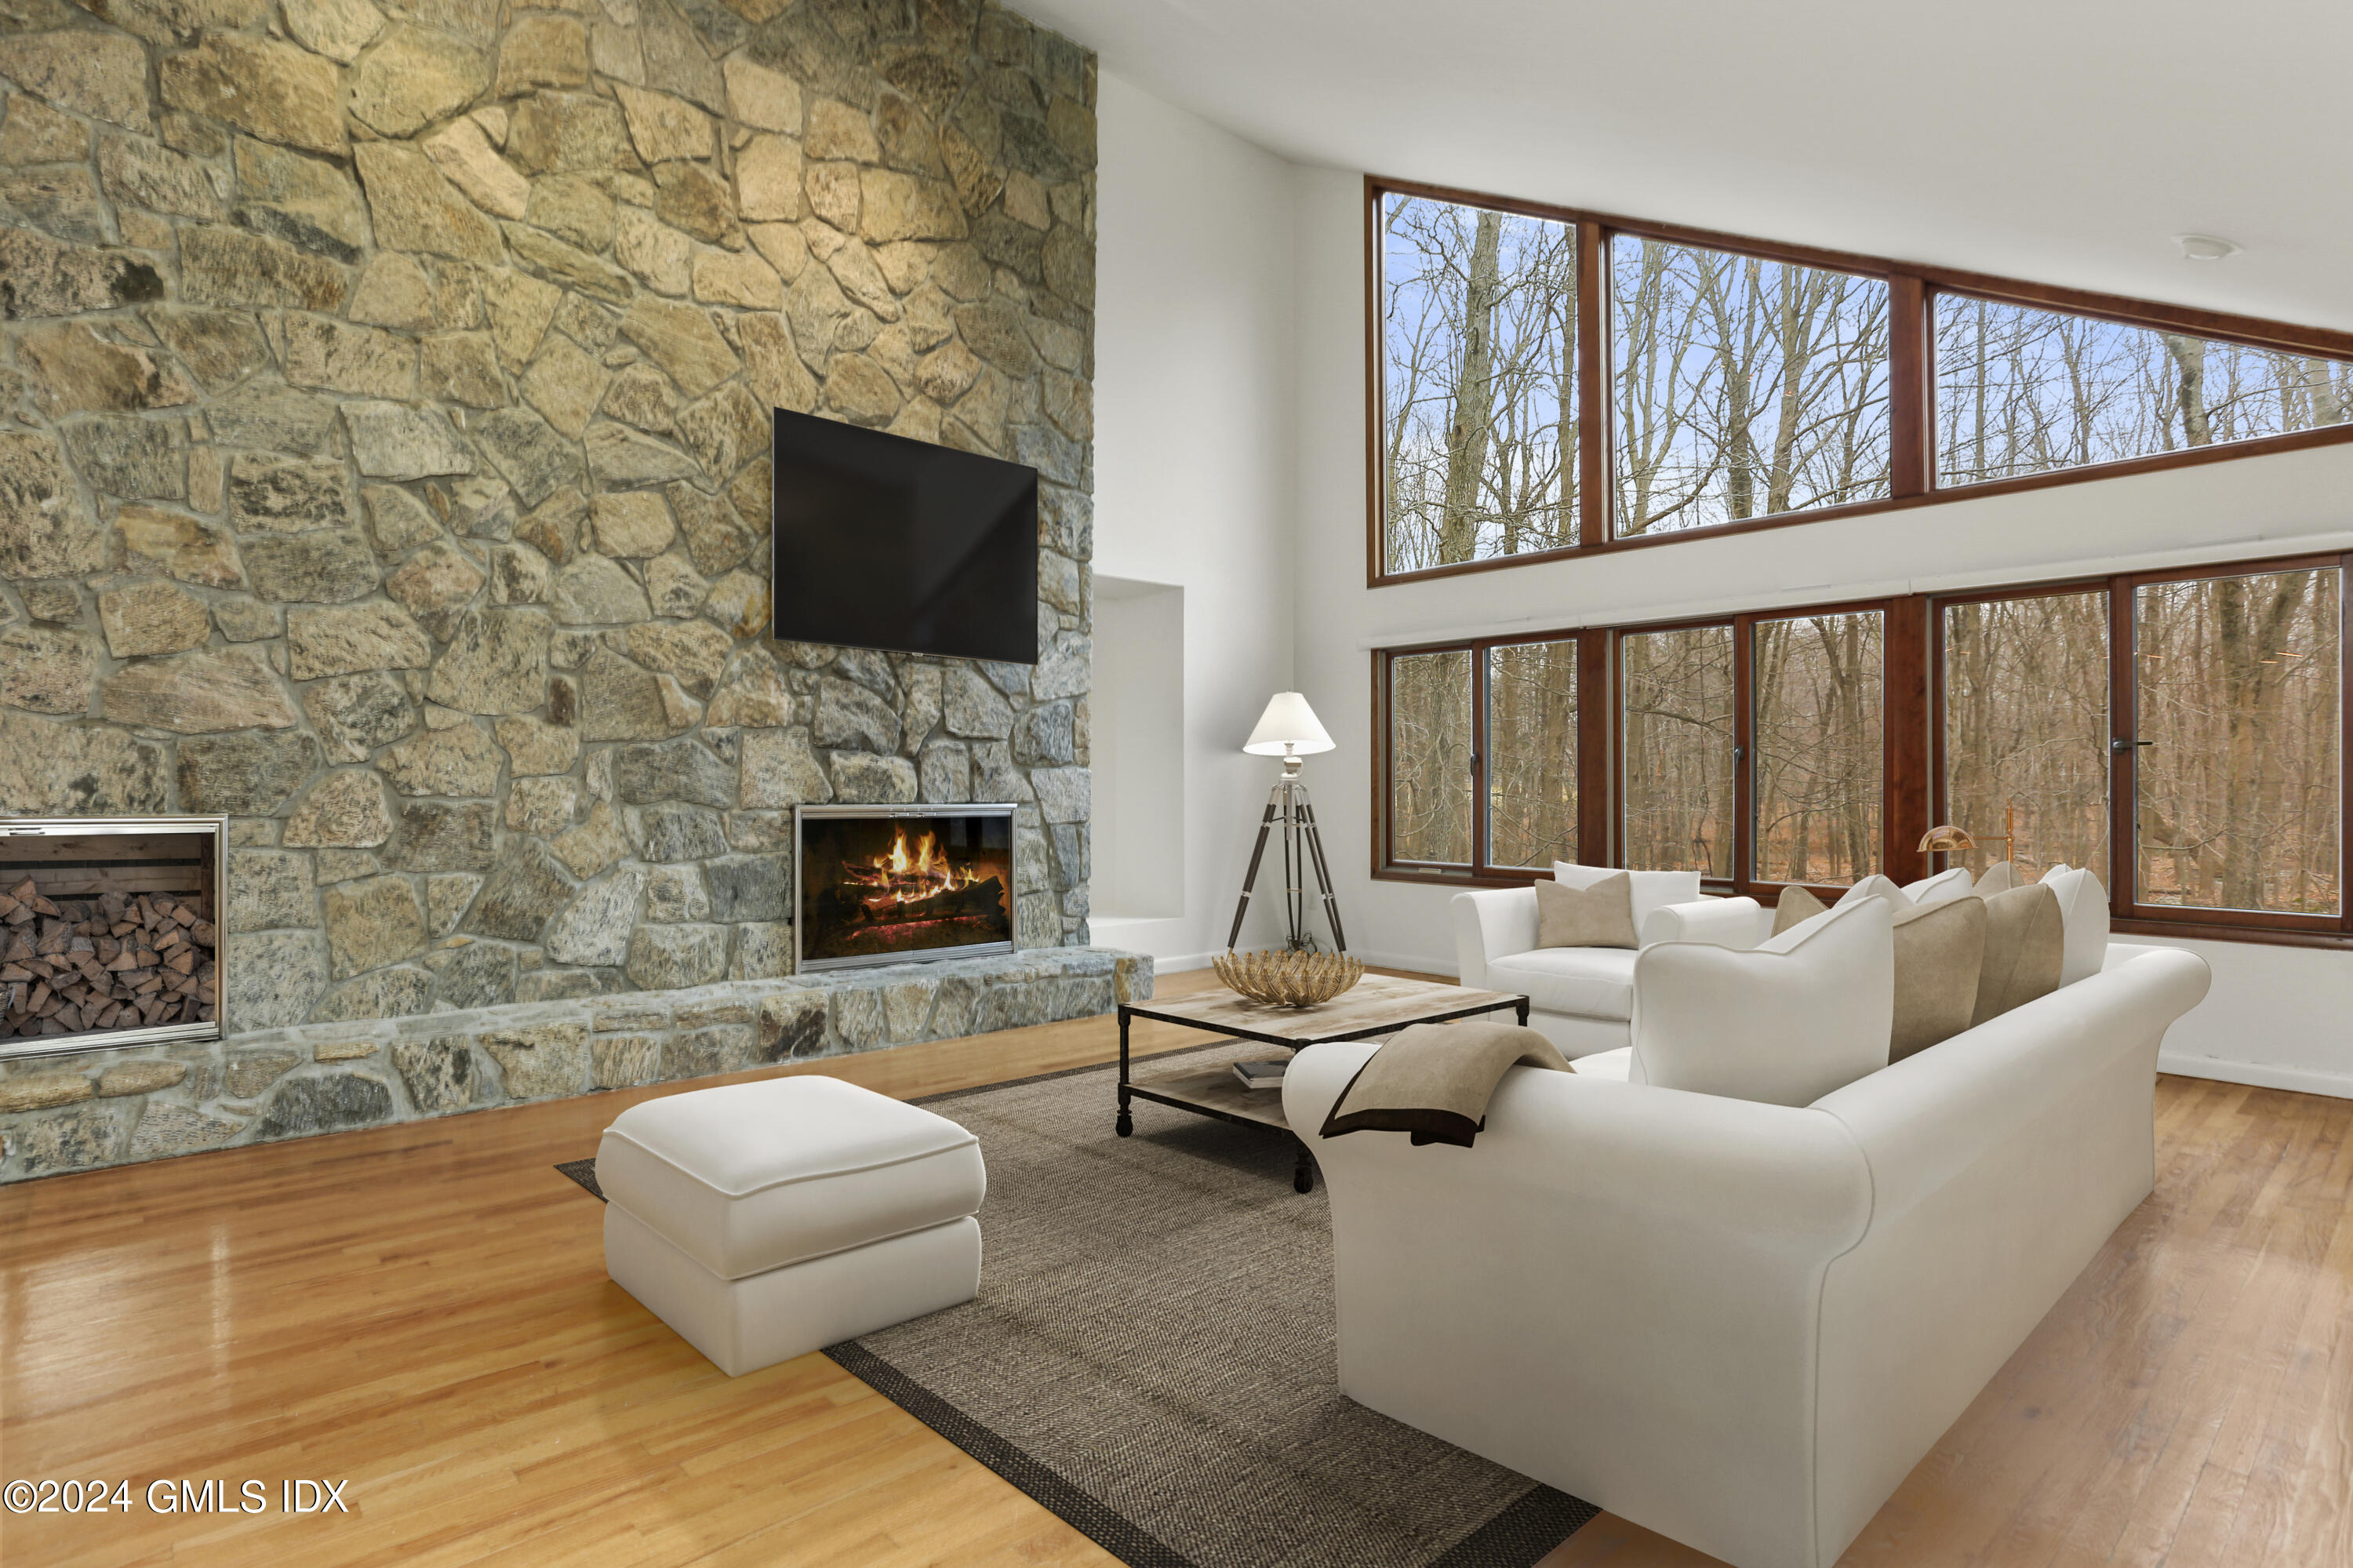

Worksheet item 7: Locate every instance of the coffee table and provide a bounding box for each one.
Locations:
[1115,973,1530,1192]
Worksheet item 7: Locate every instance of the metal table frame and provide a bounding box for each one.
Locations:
[1115,990,1533,1192]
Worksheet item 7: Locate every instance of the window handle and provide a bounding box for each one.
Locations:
[2111,738,2155,753]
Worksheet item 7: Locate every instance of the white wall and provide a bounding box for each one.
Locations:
[1092,577,1186,924]
[1091,71,1300,969]
[1283,163,2353,1095]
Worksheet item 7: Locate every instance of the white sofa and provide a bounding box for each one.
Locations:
[1453,882,1774,1056]
[1284,942,2212,1568]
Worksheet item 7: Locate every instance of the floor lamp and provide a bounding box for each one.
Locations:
[1228,692,1347,953]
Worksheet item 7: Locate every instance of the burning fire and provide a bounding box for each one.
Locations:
[846,826,983,912]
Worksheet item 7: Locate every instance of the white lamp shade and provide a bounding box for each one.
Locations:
[1244,692,1334,756]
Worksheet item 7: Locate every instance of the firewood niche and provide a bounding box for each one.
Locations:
[0,817,225,1050]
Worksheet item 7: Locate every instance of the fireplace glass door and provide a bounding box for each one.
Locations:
[795,806,1016,970]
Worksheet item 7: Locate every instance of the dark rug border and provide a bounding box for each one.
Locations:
[824,1338,1198,1568]
[835,1324,1592,1568]
[1427,1486,1599,1568]
[555,1157,603,1201]
[559,1036,1598,1568]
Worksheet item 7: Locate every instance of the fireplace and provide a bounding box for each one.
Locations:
[795,805,1016,971]
[0,816,226,1058]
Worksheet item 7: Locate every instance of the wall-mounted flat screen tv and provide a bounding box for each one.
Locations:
[769,409,1038,664]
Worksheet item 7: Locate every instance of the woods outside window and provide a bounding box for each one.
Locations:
[1369,179,2353,584]
[1380,633,1601,879]
[1612,241,1889,537]
[1377,555,2353,945]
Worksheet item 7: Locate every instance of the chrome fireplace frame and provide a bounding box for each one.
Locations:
[793,802,1019,973]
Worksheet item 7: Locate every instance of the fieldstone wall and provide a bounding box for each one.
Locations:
[0,0,1101,1178]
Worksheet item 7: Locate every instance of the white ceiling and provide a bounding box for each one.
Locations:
[1019,0,2353,334]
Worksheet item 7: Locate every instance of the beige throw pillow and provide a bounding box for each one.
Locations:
[1535,872,1638,950]
[1772,884,1827,935]
[1889,895,1986,1060]
[1972,882,2064,1027]
[1552,862,1700,931]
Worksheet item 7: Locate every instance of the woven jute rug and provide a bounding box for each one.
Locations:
[562,1041,1595,1568]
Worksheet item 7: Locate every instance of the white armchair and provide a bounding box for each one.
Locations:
[1453,884,1774,1057]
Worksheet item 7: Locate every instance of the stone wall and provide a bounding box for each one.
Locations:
[0,0,1099,1178]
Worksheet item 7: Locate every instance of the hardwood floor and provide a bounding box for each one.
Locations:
[2,973,2349,1566]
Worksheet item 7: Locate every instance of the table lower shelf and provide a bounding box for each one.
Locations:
[1128,1064,1291,1130]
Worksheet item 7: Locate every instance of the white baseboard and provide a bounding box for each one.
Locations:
[2158,1050,2353,1101]
[1149,951,1217,975]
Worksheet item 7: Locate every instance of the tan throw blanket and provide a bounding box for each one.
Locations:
[1318,1022,1570,1148]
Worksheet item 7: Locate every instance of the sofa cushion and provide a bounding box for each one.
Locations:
[1629,897,1894,1106]
[1772,884,1827,935]
[1890,895,1986,1061]
[1554,861,1701,935]
[1486,946,1641,1020]
[1567,1045,1633,1079]
[2039,865,2111,986]
[1835,874,1911,915]
[1901,866,1975,907]
[1972,860,2017,896]
[1971,883,2064,1028]
[597,1075,986,1280]
[1536,871,1638,949]
[1641,894,1768,949]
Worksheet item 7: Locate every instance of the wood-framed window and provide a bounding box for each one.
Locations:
[1927,555,2347,944]
[1373,552,2353,948]
[2114,558,2344,933]
[1366,176,2353,587]
[1613,598,1907,899]
[1376,631,1607,882]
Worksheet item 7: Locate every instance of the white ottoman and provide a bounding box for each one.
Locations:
[598,1075,985,1376]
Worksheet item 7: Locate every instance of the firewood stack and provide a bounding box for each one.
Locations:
[0,882,217,1039]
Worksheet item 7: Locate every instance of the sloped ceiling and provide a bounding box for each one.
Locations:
[1024,0,2353,332]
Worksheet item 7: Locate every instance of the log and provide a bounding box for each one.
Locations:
[0,883,219,1039]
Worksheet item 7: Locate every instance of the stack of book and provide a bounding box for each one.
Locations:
[1231,1060,1288,1090]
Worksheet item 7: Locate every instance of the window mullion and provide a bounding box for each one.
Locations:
[1890,276,1931,499]
[2108,579,2137,918]
[1577,224,1609,550]
[1471,642,1492,876]
[1733,614,1756,893]
[1884,596,1930,883]
[1578,632,1611,868]
[2340,556,2352,934]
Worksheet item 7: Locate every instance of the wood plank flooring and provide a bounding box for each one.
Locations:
[2,972,2349,1566]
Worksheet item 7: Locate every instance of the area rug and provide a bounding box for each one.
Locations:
[559,1041,1595,1568]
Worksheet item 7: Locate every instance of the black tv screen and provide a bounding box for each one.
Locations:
[769,409,1038,664]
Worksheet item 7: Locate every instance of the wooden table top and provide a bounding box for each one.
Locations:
[1120,971,1526,1046]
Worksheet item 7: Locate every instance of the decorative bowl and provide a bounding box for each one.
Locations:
[1213,948,1366,1008]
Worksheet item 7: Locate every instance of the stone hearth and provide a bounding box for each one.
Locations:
[0,945,1148,1181]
